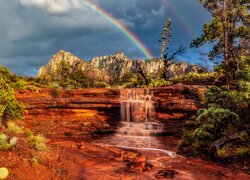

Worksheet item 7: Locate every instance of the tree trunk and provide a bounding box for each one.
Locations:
[222,0,230,88]
[137,67,149,85]
[209,134,238,157]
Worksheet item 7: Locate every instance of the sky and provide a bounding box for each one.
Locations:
[0,0,212,76]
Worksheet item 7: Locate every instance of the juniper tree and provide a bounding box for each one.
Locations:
[0,67,23,125]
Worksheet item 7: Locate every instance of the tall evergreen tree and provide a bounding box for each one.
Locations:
[191,0,250,86]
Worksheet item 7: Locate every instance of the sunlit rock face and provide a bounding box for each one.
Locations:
[38,50,89,76]
[38,50,206,82]
[15,85,207,138]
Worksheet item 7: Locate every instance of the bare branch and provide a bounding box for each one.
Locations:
[166,45,186,61]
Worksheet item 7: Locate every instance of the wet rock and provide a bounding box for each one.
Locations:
[126,153,153,173]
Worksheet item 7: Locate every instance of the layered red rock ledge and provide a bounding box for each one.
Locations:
[15,85,207,137]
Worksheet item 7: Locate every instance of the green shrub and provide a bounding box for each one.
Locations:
[7,122,23,134]
[217,143,250,159]
[25,130,46,151]
[170,72,222,84]
[123,81,138,88]
[11,79,27,90]
[204,87,249,121]
[24,128,33,137]
[0,76,24,124]
[150,79,172,87]
[93,81,109,88]
[182,107,241,152]
[237,80,250,93]
[235,69,250,81]
[0,133,17,151]
[51,90,60,97]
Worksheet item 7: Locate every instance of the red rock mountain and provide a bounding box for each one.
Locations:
[38,50,206,82]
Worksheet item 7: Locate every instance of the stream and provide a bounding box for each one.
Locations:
[87,89,249,179]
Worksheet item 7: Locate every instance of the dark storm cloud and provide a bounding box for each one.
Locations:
[0,0,211,76]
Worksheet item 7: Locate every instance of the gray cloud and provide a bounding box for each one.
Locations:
[0,0,211,76]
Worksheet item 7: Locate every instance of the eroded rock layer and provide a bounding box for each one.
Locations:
[15,86,207,138]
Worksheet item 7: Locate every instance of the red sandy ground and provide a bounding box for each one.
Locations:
[0,87,249,179]
[0,132,249,180]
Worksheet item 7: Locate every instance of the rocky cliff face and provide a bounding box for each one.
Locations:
[15,85,206,136]
[38,50,206,81]
[38,50,89,76]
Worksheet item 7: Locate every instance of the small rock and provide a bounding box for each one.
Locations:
[185,161,193,165]
[155,169,179,179]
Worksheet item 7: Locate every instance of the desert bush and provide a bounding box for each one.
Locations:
[150,79,172,87]
[0,133,17,151]
[0,76,24,124]
[170,72,222,84]
[51,89,60,97]
[45,61,90,89]
[10,78,27,90]
[7,122,23,134]
[24,128,33,137]
[25,129,46,151]
[27,134,47,151]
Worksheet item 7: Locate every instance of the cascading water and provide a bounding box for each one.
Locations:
[93,88,177,157]
[119,89,163,136]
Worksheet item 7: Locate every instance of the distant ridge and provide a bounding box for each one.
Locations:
[38,50,206,82]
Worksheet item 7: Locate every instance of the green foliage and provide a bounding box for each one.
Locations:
[171,72,222,84]
[150,79,172,87]
[159,18,173,59]
[216,131,250,158]
[182,107,241,151]
[24,128,33,137]
[0,133,17,151]
[205,86,249,121]
[93,81,109,88]
[7,122,24,134]
[217,145,250,159]
[192,0,249,85]
[181,83,249,159]
[237,80,250,93]
[0,66,15,84]
[27,134,47,151]
[51,90,60,97]
[0,75,24,124]
[40,60,90,89]
[11,79,27,90]
[25,129,46,151]
[121,72,145,88]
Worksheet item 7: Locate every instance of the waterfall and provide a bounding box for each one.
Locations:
[119,89,163,136]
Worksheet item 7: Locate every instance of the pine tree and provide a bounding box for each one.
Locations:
[191,0,250,87]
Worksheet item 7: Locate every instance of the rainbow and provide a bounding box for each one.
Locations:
[169,1,199,38]
[80,0,153,59]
